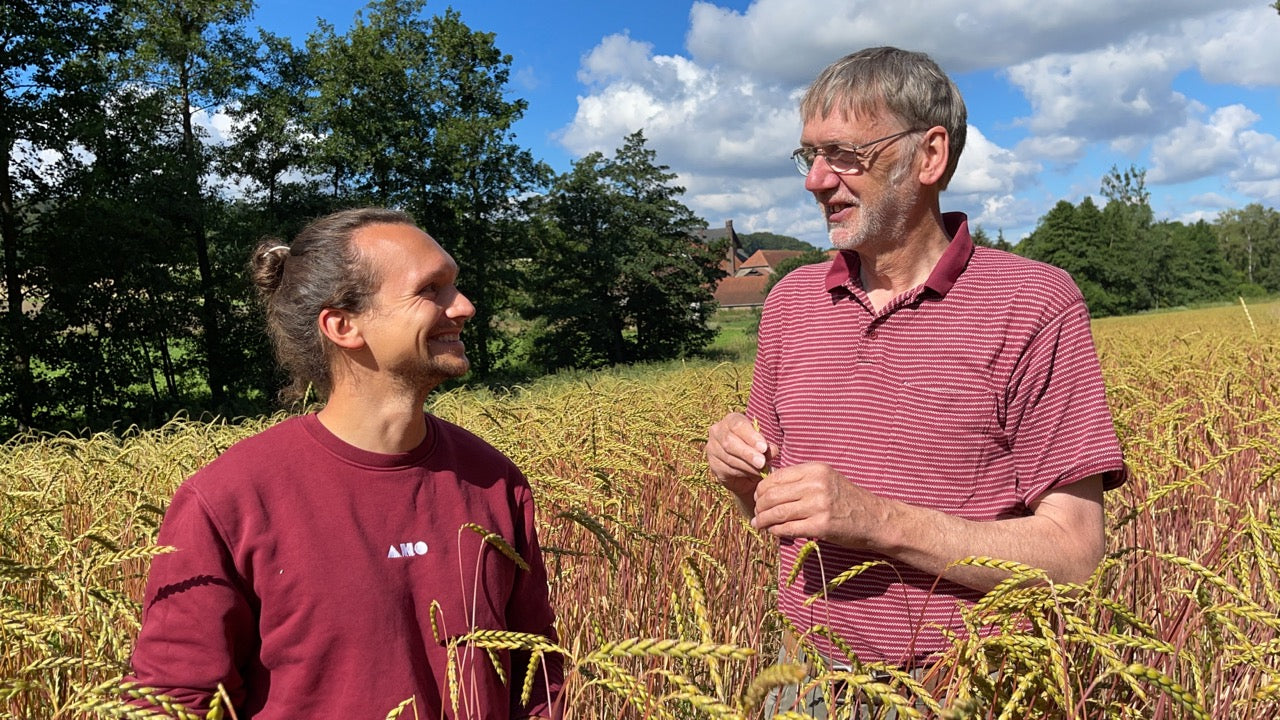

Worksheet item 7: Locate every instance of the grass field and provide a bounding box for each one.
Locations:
[2,300,1279,719]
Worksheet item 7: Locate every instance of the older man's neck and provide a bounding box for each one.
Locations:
[858,214,951,310]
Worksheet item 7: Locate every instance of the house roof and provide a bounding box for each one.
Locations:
[738,249,806,272]
[713,275,771,308]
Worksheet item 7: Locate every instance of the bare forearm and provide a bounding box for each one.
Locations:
[869,479,1106,592]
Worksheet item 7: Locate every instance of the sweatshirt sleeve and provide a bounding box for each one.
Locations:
[506,482,564,720]
[125,483,257,714]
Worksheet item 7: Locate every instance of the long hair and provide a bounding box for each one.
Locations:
[248,208,414,403]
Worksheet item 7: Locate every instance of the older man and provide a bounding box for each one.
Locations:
[706,47,1127,714]
[127,208,562,719]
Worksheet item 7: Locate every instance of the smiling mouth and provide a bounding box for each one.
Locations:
[431,334,462,343]
[826,201,857,220]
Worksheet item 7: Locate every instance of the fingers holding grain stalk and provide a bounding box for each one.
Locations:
[706,411,773,515]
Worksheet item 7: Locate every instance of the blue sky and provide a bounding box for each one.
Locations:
[248,0,1280,247]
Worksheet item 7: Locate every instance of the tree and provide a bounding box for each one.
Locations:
[0,0,112,429]
[304,1,545,377]
[1215,203,1280,294]
[1147,220,1234,308]
[33,88,201,428]
[219,31,319,212]
[1016,197,1124,315]
[526,131,724,370]
[114,0,256,408]
[305,0,437,205]
[971,225,1012,251]
[738,231,817,254]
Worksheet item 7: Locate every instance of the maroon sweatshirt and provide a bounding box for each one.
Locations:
[127,413,563,719]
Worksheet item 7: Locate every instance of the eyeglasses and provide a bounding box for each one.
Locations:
[790,129,922,175]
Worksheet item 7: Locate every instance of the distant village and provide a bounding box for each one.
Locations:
[699,220,836,309]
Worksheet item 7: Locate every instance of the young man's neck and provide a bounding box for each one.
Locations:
[317,380,434,454]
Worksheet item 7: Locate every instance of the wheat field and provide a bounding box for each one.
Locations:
[2,300,1278,719]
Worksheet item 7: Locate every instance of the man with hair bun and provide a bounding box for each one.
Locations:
[705,47,1127,716]
[127,208,562,719]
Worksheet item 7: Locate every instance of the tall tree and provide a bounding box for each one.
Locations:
[1016,197,1122,315]
[305,1,544,377]
[34,83,200,428]
[115,0,255,407]
[1215,203,1280,294]
[305,0,436,205]
[1148,220,1234,308]
[0,0,111,428]
[527,131,723,370]
[414,8,548,377]
[972,225,1013,251]
[220,31,319,212]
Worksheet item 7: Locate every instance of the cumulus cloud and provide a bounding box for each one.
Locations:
[950,125,1041,196]
[561,33,800,180]
[557,0,1276,246]
[683,0,1253,80]
[577,32,656,86]
[1148,105,1259,184]
[1004,41,1191,142]
[1191,5,1280,88]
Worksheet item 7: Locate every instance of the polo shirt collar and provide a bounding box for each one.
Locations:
[824,212,974,298]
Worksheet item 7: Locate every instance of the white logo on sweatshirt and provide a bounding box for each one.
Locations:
[387,541,429,558]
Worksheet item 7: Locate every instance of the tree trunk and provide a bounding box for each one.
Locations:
[180,57,226,407]
[0,136,34,429]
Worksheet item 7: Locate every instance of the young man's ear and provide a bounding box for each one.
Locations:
[318,307,366,350]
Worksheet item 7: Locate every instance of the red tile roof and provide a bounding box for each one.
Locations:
[714,275,771,308]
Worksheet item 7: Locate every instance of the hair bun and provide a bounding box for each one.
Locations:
[250,240,290,296]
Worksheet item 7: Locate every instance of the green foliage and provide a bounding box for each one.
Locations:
[524,131,724,371]
[1016,166,1242,317]
[1215,203,1280,294]
[971,225,1012,251]
[737,231,817,254]
[1,0,117,429]
[762,249,830,297]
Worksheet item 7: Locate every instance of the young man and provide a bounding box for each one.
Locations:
[127,208,562,719]
[705,47,1127,713]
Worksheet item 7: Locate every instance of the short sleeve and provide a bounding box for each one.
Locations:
[1005,298,1128,504]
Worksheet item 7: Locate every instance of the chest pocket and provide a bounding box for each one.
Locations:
[884,381,1003,513]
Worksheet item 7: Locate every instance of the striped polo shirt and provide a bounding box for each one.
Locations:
[747,212,1127,666]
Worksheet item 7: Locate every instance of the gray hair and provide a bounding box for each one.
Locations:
[800,47,967,190]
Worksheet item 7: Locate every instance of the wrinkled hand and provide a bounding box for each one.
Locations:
[706,412,773,502]
[751,462,884,549]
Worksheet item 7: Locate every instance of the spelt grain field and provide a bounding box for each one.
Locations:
[2,300,1278,719]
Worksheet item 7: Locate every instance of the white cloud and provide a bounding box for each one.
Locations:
[1004,41,1190,142]
[561,35,800,179]
[577,32,656,86]
[950,125,1041,195]
[1188,192,1239,210]
[684,0,1255,80]
[1148,105,1259,185]
[1192,5,1280,88]
[558,0,1277,246]
[513,66,539,92]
